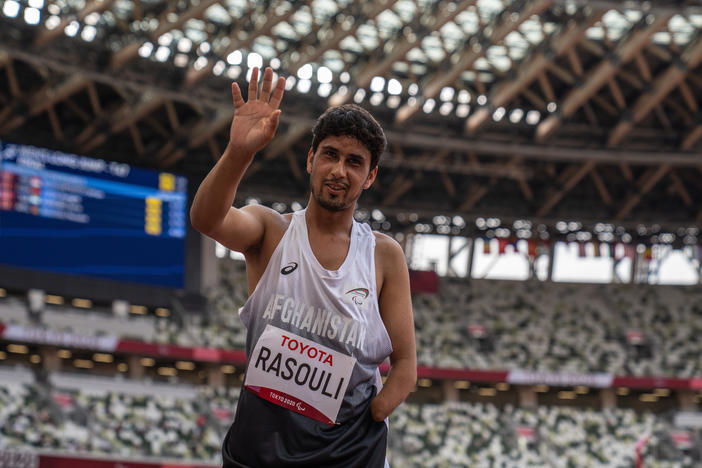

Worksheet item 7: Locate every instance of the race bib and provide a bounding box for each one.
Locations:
[244,325,356,425]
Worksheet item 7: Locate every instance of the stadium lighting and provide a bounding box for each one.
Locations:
[547,101,558,113]
[84,11,99,25]
[157,33,172,46]
[81,25,97,42]
[439,86,454,102]
[297,63,313,80]
[387,79,402,95]
[525,110,541,125]
[284,75,296,90]
[439,102,453,116]
[227,50,242,65]
[353,88,366,103]
[317,83,332,97]
[227,66,242,80]
[212,60,226,76]
[339,71,350,83]
[247,52,263,69]
[24,7,40,25]
[457,89,471,104]
[370,76,385,93]
[477,94,487,106]
[138,42,153,58]
[7,344,29,354]
[454,380,470,389]
[296,79,312,94]
[317,66,333,83]
[492,106,506,121]
[422,98,435,113]
[193,56,208,70]
[3,1,20,18]
[154,45,170,62]
[64,20,80,37]
[509,108,524,123]
[198,42,211,54]
[270,57,281,69]
[28,0,44,7]
[45,14,60,29]
[369,92,383,106]
[407,83,418,96]
[387,95,400,108]
[177,37,192,53]
[174,53,188,67]
[456,104,470,117]
[140,357,155,367]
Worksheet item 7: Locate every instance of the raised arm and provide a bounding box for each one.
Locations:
[190,67,285,253]
[371,234,417,421]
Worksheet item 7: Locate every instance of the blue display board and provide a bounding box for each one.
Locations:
[0,141,187,288]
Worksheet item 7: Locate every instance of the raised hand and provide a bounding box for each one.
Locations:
[229,66,286,155]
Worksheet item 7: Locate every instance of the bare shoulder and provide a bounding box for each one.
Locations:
[373,231,408,282]
[236,204,291,254]
[373,231,404,259]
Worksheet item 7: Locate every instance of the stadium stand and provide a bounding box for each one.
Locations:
[2,367,699,467]
[3,263,702,378]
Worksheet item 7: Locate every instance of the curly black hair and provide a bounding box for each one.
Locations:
[310,104,386,170]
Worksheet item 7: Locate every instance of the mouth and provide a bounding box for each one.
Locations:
[324,181,348,195]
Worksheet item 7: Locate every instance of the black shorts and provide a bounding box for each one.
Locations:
[222,387,387,468]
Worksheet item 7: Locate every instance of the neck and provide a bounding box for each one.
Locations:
[304,197,355,235]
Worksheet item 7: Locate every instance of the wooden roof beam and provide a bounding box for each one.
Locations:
[185,2,296,87]
[78,94,166,153]
[466,8,603,134]
[398,0,555,124]
[35,0,116,48]
[0,74,91,133]
[330,0,477,107]
[111,0,221,69]
[536,160,596,216]
[615,163,670,219]
[608,33,702,146]
[536,14,672,143]
[288,0,400,72]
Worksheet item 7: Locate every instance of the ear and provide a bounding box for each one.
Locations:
[363,165,378,190]
[306,148,314,174]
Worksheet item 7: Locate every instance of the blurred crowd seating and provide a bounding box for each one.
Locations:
[1,366,698,467]
[413,278,702,377]
[388,400,700,467]
[3,262,702,378]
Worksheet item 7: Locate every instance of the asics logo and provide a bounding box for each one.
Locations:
[281,262,298,275]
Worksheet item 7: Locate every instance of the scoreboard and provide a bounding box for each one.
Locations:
[0,140,187,288]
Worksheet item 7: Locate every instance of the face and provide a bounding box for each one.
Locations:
[307,135,378,212]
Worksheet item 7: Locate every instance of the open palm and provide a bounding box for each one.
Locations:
[229,67,286,155]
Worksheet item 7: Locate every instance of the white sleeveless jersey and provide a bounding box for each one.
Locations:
[238,208,393,425]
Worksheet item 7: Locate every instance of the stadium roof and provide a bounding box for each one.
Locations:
[1,0,701,244]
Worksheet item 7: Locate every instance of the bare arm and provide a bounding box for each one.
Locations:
[371,234,417,421]
[190,67,285,252]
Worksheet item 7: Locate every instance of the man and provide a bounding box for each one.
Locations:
[191,67,416,467]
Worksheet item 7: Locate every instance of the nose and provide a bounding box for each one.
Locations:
[329,158,346,179]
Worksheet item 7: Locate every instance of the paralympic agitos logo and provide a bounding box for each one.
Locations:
[344,288,369,306]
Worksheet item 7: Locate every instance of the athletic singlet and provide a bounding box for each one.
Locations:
[222,209,393,468]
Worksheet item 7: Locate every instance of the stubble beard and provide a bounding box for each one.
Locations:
[311,181,356,212]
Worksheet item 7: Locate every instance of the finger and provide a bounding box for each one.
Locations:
[248,67,259,100]
[264,110,281,137]
[268,76,286,109]
[231,83,245,108]
[259,67,273,102]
